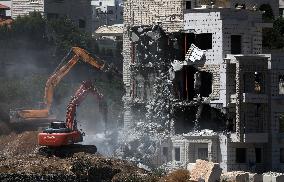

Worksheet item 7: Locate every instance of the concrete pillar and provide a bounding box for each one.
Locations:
[208,141,213,161]
[235,61,243,142]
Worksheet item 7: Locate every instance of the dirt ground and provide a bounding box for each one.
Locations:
[0,131,160,181]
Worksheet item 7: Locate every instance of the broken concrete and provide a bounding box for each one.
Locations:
[189,159,222,182]
[249,173,263,182]
[221,171,249,182]
[263,172,284,182]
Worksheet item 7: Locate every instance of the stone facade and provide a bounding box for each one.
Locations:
[123,2,284,172]
[11,0,43,18]
[12,0,94,33]
[123,0,198,128]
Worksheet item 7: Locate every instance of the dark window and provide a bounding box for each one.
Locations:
[175,147,181,161]
[200,71,213,97]
[99,2,102,6]
[163,147,168,156]
[186,1,192,9]
[281,148,284,163]
[254,72,263,94]
[198,148,208,160]
[236,148,246,163]
[279,114,284,133]
[231,35,242,54]
[195,33,212,50]
[255,148,262,163]
[79,19,86,28]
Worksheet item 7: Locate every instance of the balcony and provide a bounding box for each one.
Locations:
[230,93,268,104]
[230,133,268,143]
[242,93,268,103]
[244,133,268,143]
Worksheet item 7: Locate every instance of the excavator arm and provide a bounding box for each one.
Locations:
[38,81,107,148]
[65,80,107,131]
[45,47,106,111]
[11,47,112,122]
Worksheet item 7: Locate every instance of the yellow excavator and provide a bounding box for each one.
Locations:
[9,47,115,123]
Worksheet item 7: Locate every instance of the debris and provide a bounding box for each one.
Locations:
[0,132,153,181]
[189,159,222,182]
[221,171,249,182]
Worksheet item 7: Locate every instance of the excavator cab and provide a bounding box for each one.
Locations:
[43,122,71,134]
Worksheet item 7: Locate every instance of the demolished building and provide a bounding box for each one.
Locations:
[122,1,284,173]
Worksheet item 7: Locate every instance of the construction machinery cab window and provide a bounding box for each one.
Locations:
[174,147,181,161]
[236,148,246,163]
[231,35,242,54]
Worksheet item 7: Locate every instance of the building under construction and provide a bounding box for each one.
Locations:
[122,0,284,172]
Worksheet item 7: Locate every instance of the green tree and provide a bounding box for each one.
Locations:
[46,17,93,54]
[263,18,284,49]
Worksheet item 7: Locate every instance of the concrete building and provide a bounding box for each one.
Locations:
[228,0,279,17]
[93,24,123,56]
[0,1,11,16]
[44,0,93,32]
[11,0,118,33]
[123,0,198,129]
[91,0,123,31]
[11,0,43,18]
[123,1,284,173]
[280,0,284,17]
[11,0,91,32]
[0,3,10,17]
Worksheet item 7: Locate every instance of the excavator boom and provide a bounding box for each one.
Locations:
[10,47,112,122]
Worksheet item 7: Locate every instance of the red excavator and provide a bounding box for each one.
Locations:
[38,80,107,155]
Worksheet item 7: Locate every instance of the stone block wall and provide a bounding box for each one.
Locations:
[123,0,193,127]
[12,0,44,18]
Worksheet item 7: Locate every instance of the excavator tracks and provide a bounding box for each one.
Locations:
[38,144,97,158]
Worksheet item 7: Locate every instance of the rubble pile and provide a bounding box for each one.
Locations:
[189,160,222,182]
[0,132,156,181]
[0,131,39,156]
[221,171,249,182]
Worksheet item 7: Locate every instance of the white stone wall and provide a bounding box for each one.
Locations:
[123,0,196,127]
[11,0,44,18]
[184,9,263,107]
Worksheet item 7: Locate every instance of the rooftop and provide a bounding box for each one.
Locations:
[94,24,123,36]
[0,4,10,10]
